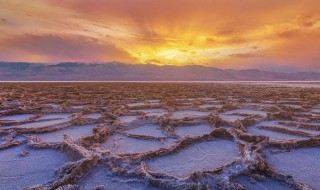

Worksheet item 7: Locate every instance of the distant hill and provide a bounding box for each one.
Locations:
[0,61,320,81]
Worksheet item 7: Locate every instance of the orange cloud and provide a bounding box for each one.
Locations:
[0,34,133,63]
[0,0,320,71]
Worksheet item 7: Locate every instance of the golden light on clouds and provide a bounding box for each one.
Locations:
[0,0,320,71]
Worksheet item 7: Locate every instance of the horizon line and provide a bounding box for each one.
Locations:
[0,61,318,73]
[0,81,320,83]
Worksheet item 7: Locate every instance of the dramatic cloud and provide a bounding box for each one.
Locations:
[0,0,319,71]
[0,34,133,63]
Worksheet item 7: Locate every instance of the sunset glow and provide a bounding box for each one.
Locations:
[0,0,320,71]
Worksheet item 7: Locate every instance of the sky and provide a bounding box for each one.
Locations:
[0,0,320,72]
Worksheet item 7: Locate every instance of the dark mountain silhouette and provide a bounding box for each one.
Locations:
[0,62,320,81]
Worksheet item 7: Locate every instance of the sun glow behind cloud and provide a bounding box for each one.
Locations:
[0,0,320,71]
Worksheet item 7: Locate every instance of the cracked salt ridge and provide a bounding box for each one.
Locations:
[125,124,167,138]
[280,104,302,109]
[199,104,224,109]
[79,165,162,190]
[146,139,239,178]
[36,124,97,143]
[219,109,267,122]
[47,103,60,108]
[242,102,273,107]
[40,113,71,120]
[246,126,306,140]
[222,125,233,130]
[199,97,216,101]
[119,115,138,124]
[4,114,71,129]
[175,124,213,138]
[223,109,267,117]
[101,134,174,154]
[233,175,293,190]
[13,135,27,141]
[299,112,320,117]
[131,108,167,117]
[171,110,210,119]
[148,99,160,103]
[263,148,320,189]
[127,102,145,107]
[247,121,307,140]
[219,114,245,122]
[272,124,320,135]
[0,114,35,122]
[148,100,161,106]
[6,119,69,129]
[84,113,101,119]
[0,144,70,189]
[311,122,320,126]
[71,105,86,109]
[247,120,319,140]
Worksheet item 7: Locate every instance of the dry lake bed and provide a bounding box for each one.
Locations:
[0,82,319,189]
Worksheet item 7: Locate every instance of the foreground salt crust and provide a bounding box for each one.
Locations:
[146,139,239,177]
[0,82,319,189]
[0,144,70,189]
[264,148,320,189]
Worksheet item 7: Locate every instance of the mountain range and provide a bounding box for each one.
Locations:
[0,62,320,81]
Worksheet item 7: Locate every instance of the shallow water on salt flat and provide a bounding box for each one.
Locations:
[246,126,306,140]
[0,114,35,122]
[101,134,172,155]
[264,148,320,189]
[118,115,138,124]
[36,124,97,142]
[0,145,69,189]
[132,108,167,117]
[125,124,166,138]
[146,139,238,177]
[175,124,213,137]
[172,110,210,119]
[84,113,101,119]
